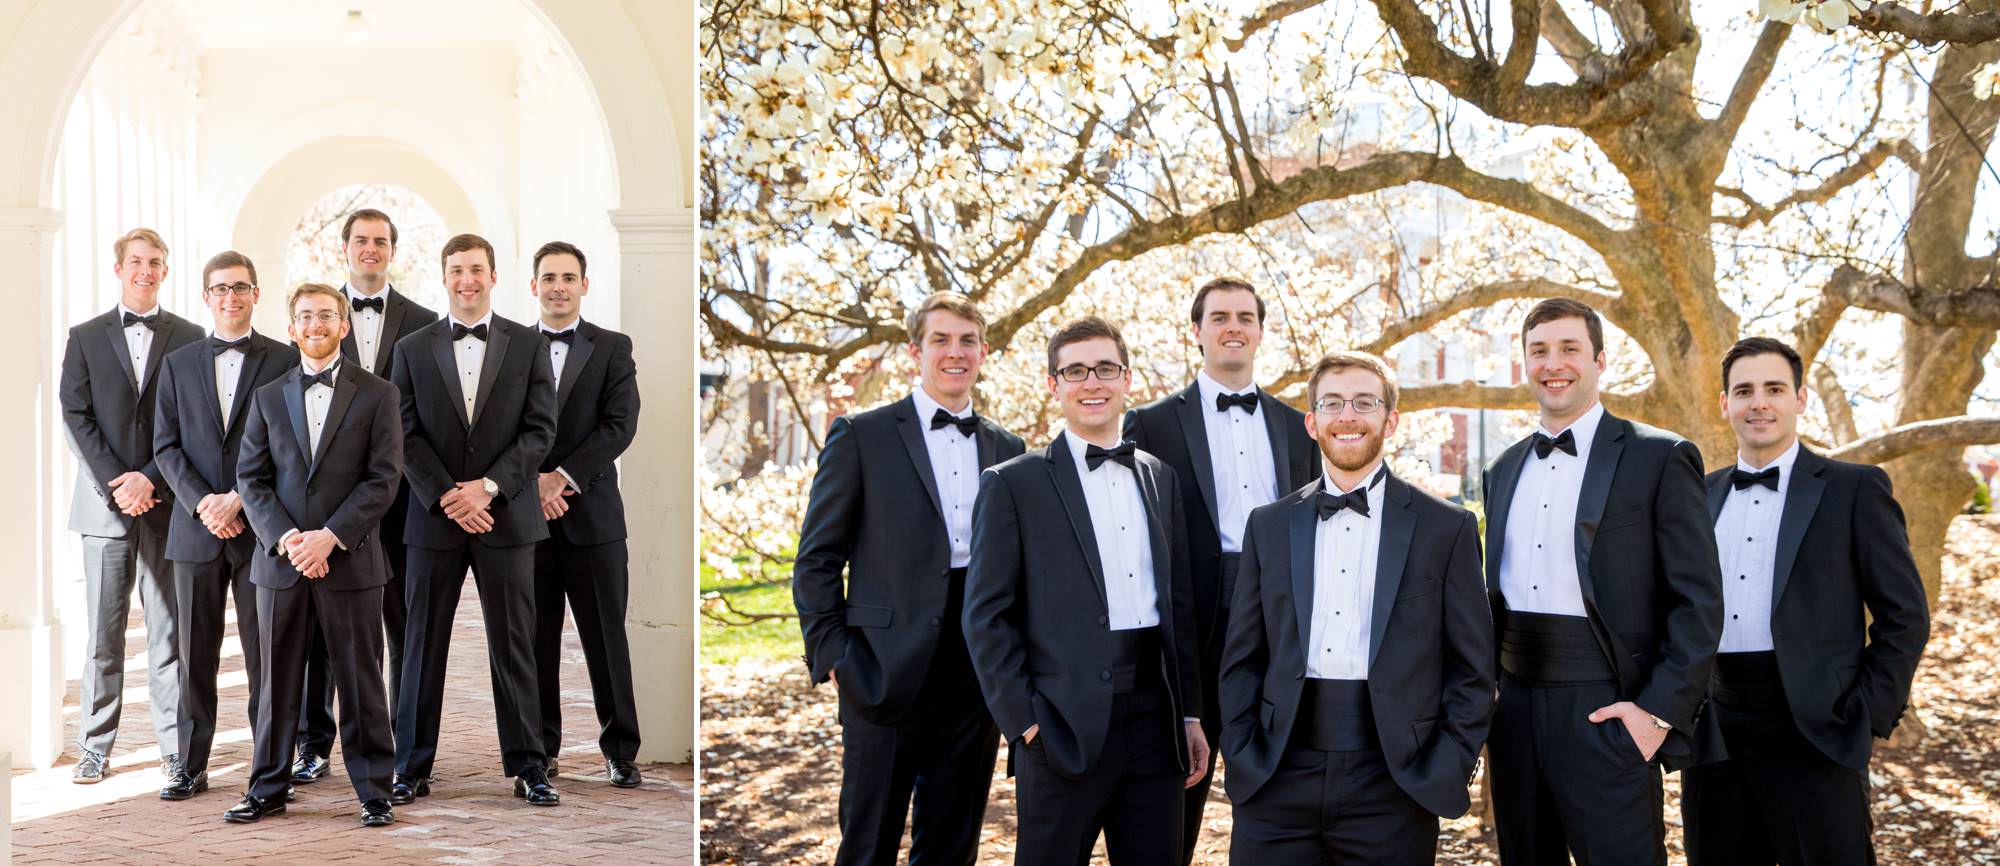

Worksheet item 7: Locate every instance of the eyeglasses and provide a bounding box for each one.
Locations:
[1312,395,1384,415]
[1052,362,1128,383]
[205,282,257,298]
[292,311,344,325]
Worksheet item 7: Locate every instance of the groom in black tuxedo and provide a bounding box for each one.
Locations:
[1482,298,1724,866]
[1219,351,1494,865]
[1681,337,1930,865]
[964,316,1206,866]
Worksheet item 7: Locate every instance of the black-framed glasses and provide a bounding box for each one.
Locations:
[1053,362,1128,383]
[205,282,256,298]
[1312,395,1384,415]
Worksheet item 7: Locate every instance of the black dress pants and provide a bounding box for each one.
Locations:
[532,533,641,763]
[1014,685,1182,865]
[1229,746,1437,866]
[173,542,260,775]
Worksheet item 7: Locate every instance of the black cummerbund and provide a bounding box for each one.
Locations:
[1712,651,1787,714]
[1108,626,1164,695]
[1501,611,1614,686]
[1296,678,1378,752]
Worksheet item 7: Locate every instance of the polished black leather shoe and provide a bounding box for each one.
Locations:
[389,774,430,805]
[360,799,395,827]
[513,765,560,806]
[291,752,330,783]
[71,751,108,784]
[159,771,209,800]
[222,795,286,823]
[607,760,642,789]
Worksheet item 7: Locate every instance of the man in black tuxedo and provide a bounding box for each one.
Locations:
[1219,351,1494,865]
[293,208,440,785]
[1123,278,1319,861]
[60,227,205,783]
[390,232,559,806]
[794,292,1026,866]
[152,251,297,800]
[1482,298,1724,865]
[226,283,401,827]
[525,241,645,788]
[964,316,1207,866]
[1681,337,1930,866]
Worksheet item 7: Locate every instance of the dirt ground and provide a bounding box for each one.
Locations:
[700,515,2000,864]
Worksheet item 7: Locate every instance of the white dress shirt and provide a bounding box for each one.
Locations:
[303,358,339,458]
[346,284,390,374]
[914,387,980,569]
[1499,401,1606,616]
[212,331,246,434]
[1195,371,1281,554]
[451,310,495,421]
[120,304,157,391]
[1716,440,1800,653]
[540,320,576,389]
[1306,466,1387,680]
[1065,431,1159,631]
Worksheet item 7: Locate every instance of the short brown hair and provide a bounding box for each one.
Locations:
[440,233,496,272]
[201,251,258,289]
[1521,297,1605,356]
[906,292,987,343]
[1046,316,1129,375]
[342,209,399,245]
[1189,277,1265,325]
[1307,350,1399,410]
[288,282,351,321]
[1722,336,1804,390]
[533,240,588,278]
[113,228,169,263]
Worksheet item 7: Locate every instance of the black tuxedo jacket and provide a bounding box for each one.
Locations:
[1700,447,1929,769]
[793,395,1026,723]
[340,285,439,544]
[235,364,404,591]
[60,307,205,536]
[1124,383,1319,647]
[541,320,640,546]
[962,433,1201,779]
[1219,474,1495,817]
[1483,410,1724,770]
[390,315,557,549]
[152,333,298,562]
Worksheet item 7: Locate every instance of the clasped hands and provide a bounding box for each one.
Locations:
[283,528,339,579]
[537,472,576,520]
[196,490,246,539]
[109,471,159,517]
[441,479,496,533]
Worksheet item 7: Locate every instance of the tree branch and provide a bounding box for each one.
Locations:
[1226,0,1332,50]
[1538,0,1598,77]
[1851,4,2000,46]
[1360,279,1622,355]
[1828,416,2000,465]
[1713,139,1918,228]
[1822,263,2000,329]
[1702,20,1792,176]
[1811,363,1860,446]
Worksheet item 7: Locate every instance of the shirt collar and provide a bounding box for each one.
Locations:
[1062,427,1124,470]
[210,328,252,343]
[450,309,495,334]
[912,385,972,423]
[301,356,341,379]
[1537,400,1605,458]
[345,283,391,302]
[1321,462,1388,497]
[1736,439,1801,494]
[1195,370,1257,408]
[539,317,582,336]
[119,303,159,322]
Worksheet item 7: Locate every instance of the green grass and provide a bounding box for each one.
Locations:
[700,548,803,666]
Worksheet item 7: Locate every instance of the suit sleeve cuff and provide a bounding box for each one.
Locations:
[555,466,580,493]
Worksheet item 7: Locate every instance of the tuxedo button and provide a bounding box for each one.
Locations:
[1097,615,1108,626]
[929,616,942,627]
[1100,670,1112,681]
[307,486,316,495]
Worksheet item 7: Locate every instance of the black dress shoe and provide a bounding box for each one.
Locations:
[71,751,108,784]
[512,765,560,806]
[222,795,286,823]
[291,752,330,783]
[159,771,209,800]
[607,760,642,789]
[360,799,395,827]
[389,774,430,805]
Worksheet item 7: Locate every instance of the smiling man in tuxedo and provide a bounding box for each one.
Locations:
[1123,278,1319,861]
[1680,337,1929,866]
[1482,298,1724,865]
[1219,351,1494,865]
[293,208,441,786]
[60,227,205,784]
[228,283,401,827]
[794,292,1026,866]
[390,233,559,807]
[152,251,297,801]
[963,316,1206,866]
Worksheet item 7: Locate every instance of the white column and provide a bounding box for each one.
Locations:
[0,207,66,768]
[609,207,697,763]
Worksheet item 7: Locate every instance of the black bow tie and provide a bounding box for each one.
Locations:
[122,311,162,330]
[1084,441,1137,471]
[1532,428,1577,459]
[350,296,385,313]
[929,408,979,437]
[301,367,337,389]
[543,329,576,344]
[1316,488,1370,520]
[207,335,250,354]
[451,322,488,341]
[1731,466,1780,491]
[1215,392,1258,414]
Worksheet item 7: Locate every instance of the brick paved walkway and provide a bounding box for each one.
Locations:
[10,578,694,864]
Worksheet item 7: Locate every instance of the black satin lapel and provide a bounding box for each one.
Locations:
[1138,460,1173,613]
[894,399,945,520]
[469,323,510,431]
[310,372,360,479]
[556,329,593,412]
[138,315,175,398]
[1290,494,1316,654]
[976,420,998,469]
[193,343,223,435]
[1484,441,1531,585]
[1707,471,1731,524]
[1174,388,1223,537]
[430,329,468,428]
[284,373,312,465]
[1258,390,1294,492]
[377,293,408,373]
[1047,435,1108,610]
[1572,419,1627,609]
[1368,480,1415,669]
[1772,451,1826,609]
[104,314,138,394]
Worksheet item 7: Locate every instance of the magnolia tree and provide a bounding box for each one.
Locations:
[701,0,2000,604]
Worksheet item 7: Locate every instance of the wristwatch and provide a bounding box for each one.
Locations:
[481,477,499,497]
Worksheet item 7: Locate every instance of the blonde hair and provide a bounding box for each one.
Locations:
[113,228,169,263]
[287,283,351,321]
[1307,350,1399,410]
[905,292,987,343]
